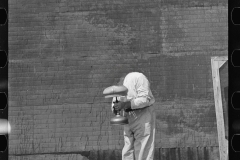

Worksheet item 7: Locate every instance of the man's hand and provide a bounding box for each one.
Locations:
[113,101,131,111]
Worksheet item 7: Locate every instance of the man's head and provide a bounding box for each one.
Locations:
[117,75,126,86]
[115,72,129,86]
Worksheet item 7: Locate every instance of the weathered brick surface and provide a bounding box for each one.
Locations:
[9,0,227,159]
[9,147,219,160]
[9,153,89,160]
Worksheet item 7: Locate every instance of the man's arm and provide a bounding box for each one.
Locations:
[130,75,154,109]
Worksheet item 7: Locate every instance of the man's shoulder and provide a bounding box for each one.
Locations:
[124,72,148,84]
[126,72,144,78]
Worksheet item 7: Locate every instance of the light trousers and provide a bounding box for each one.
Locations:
[122,106,155,160]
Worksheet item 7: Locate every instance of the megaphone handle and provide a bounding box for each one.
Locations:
[115,97,120,115]
[115,97,118,103]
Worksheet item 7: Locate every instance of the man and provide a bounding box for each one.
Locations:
[112,72,156,160]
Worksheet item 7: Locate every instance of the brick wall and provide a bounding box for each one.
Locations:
[9,0,227,159]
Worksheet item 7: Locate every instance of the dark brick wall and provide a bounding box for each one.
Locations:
[9,0,227,159]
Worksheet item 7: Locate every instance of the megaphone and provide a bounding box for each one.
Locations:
[103,85,129,125]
